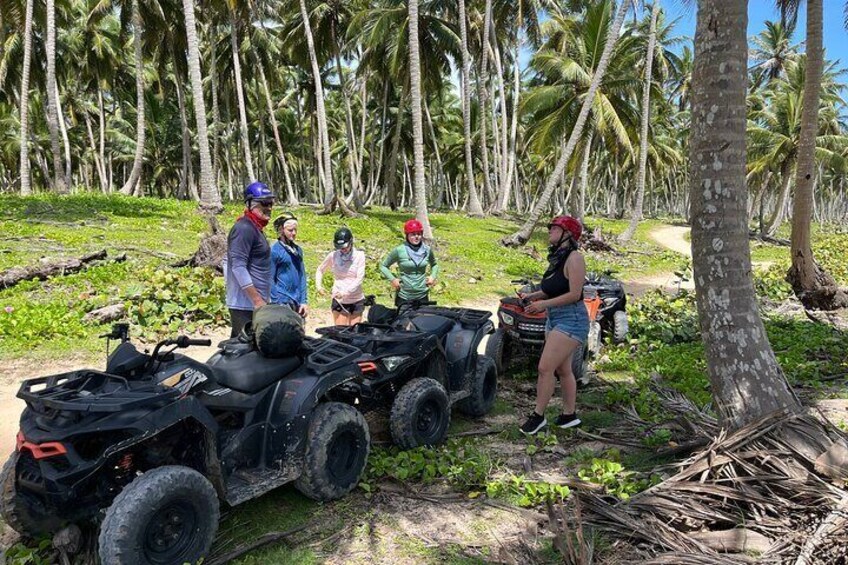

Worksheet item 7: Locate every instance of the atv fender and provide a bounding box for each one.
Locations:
[444,321,494,389]
[274,367,362,417]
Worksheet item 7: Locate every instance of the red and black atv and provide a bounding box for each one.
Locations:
[485,272,628,385]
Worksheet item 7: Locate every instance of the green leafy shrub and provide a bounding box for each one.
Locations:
[576,458,660,501]
[485,475,571,507]
[124,266,228,338]
[753,262,793,301]
[627,290,699,345]
[363,439,494,491]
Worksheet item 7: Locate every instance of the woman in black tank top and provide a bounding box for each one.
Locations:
[517,216,590,435]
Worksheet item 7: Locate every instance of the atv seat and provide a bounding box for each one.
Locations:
[410,315,454,338]
[208,351,302,394]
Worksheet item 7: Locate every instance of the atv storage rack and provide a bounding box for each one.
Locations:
[18,370,180,413]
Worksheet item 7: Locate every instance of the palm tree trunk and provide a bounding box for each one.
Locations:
[120,0,145,196]
[83,111,107,192]
[424,98,446,207]
[229,11,256,182]
[498,41,522,214]
[458,0,483,216]
[372,80,391,196]
[504,0,630,245]
[385,77,410,210]
[331,21,363,207]
[477,0,494,208]
[46,0,66,193]
[97,87,109,192]
[689,0,799,428]
[257,63,297,205]
[407,0,433,239]
[786,0,847,309]
[765,161,792,236]
[576,130,594,220]
[299,0,335,210]
[183,0,220,211]
[210,25,221,193]
[19,0,34,195]
[489,29,509,208]
[620,1,660,242]
[55,81,72,190]
[173,55,198,201]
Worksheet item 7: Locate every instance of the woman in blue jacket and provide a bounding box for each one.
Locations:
[270,213,309,317]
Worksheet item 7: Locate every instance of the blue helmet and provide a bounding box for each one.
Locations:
[244,181,275,203]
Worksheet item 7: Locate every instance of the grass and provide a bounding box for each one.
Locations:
[0,194,679,361]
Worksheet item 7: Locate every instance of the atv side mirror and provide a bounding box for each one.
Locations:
[100,323,130,343]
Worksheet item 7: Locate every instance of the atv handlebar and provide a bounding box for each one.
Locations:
[174,336,213,348]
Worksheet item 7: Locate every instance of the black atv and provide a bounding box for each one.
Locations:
[315,297,498,449]
[1,324,371,564]
[486,272,628,382]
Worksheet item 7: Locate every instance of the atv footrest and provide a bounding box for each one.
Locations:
[303,337,362,374]
[225,465,301,506]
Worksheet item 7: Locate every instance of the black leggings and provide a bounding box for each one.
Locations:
[229,308,253,338]
[395,293,429,308]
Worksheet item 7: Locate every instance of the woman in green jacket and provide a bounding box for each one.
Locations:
[380,219,440,306]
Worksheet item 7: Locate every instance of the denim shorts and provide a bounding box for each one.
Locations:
[545,303,590,343]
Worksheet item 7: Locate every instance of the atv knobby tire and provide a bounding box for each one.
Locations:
[98,465,219,565]
[390,378,450,449]
[295,402,370,501]
[613,310,629,343]
[485,328,511,376]
[1,452,63,536]
[573,342,591,388]
[458,356,498,417]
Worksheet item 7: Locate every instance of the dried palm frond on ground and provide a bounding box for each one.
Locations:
[576,410,848,564]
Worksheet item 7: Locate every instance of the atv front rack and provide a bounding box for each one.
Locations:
[18,370,180,413]
[302,336,362,373]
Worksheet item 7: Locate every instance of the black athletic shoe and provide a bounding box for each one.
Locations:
[554,413,581,429]
[520,412,547,435]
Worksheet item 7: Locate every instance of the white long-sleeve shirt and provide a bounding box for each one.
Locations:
[315,249,366,303]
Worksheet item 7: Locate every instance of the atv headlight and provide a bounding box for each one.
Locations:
[500,312,515,326]
[381,355,411,372]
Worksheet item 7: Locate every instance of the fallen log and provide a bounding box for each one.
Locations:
[0,250,112,289]
[83,303,126,324]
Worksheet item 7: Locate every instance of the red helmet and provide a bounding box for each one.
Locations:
[548,215,582,241]
[403,219,424,234]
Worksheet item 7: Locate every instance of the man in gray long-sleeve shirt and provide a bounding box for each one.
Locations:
[225,182,275,337]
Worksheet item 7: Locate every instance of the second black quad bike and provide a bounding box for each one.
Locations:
[1,323,372,564]
[316,297,498,450]
[486,272,628,383]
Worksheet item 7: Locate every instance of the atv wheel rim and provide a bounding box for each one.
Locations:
[327,429,361,486]
[143,500,199,564]
[416,399,442,440]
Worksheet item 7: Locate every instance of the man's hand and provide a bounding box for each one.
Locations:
[425,276,436,287]
[298,304,309,318]
[391,279,401,291]
[245,285,266,309]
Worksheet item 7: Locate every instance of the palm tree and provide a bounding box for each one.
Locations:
[785,0,848,309]
[299,0,335,211]
[458,0,483,216]
[750,20,797,90]
[620,1,661,242]
[19,0,34,195]
[407,0,432,239]
[228,1,256,182]
[46,0,66,193]
[119,0,145,195]
[182,0,221,211]
[503,0,630,246]
[689,0,798,427]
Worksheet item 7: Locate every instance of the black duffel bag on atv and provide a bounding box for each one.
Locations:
[253,304,304,358]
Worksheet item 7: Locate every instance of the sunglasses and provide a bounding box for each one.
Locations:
[408,232,424,237]
[256,200,274,209]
